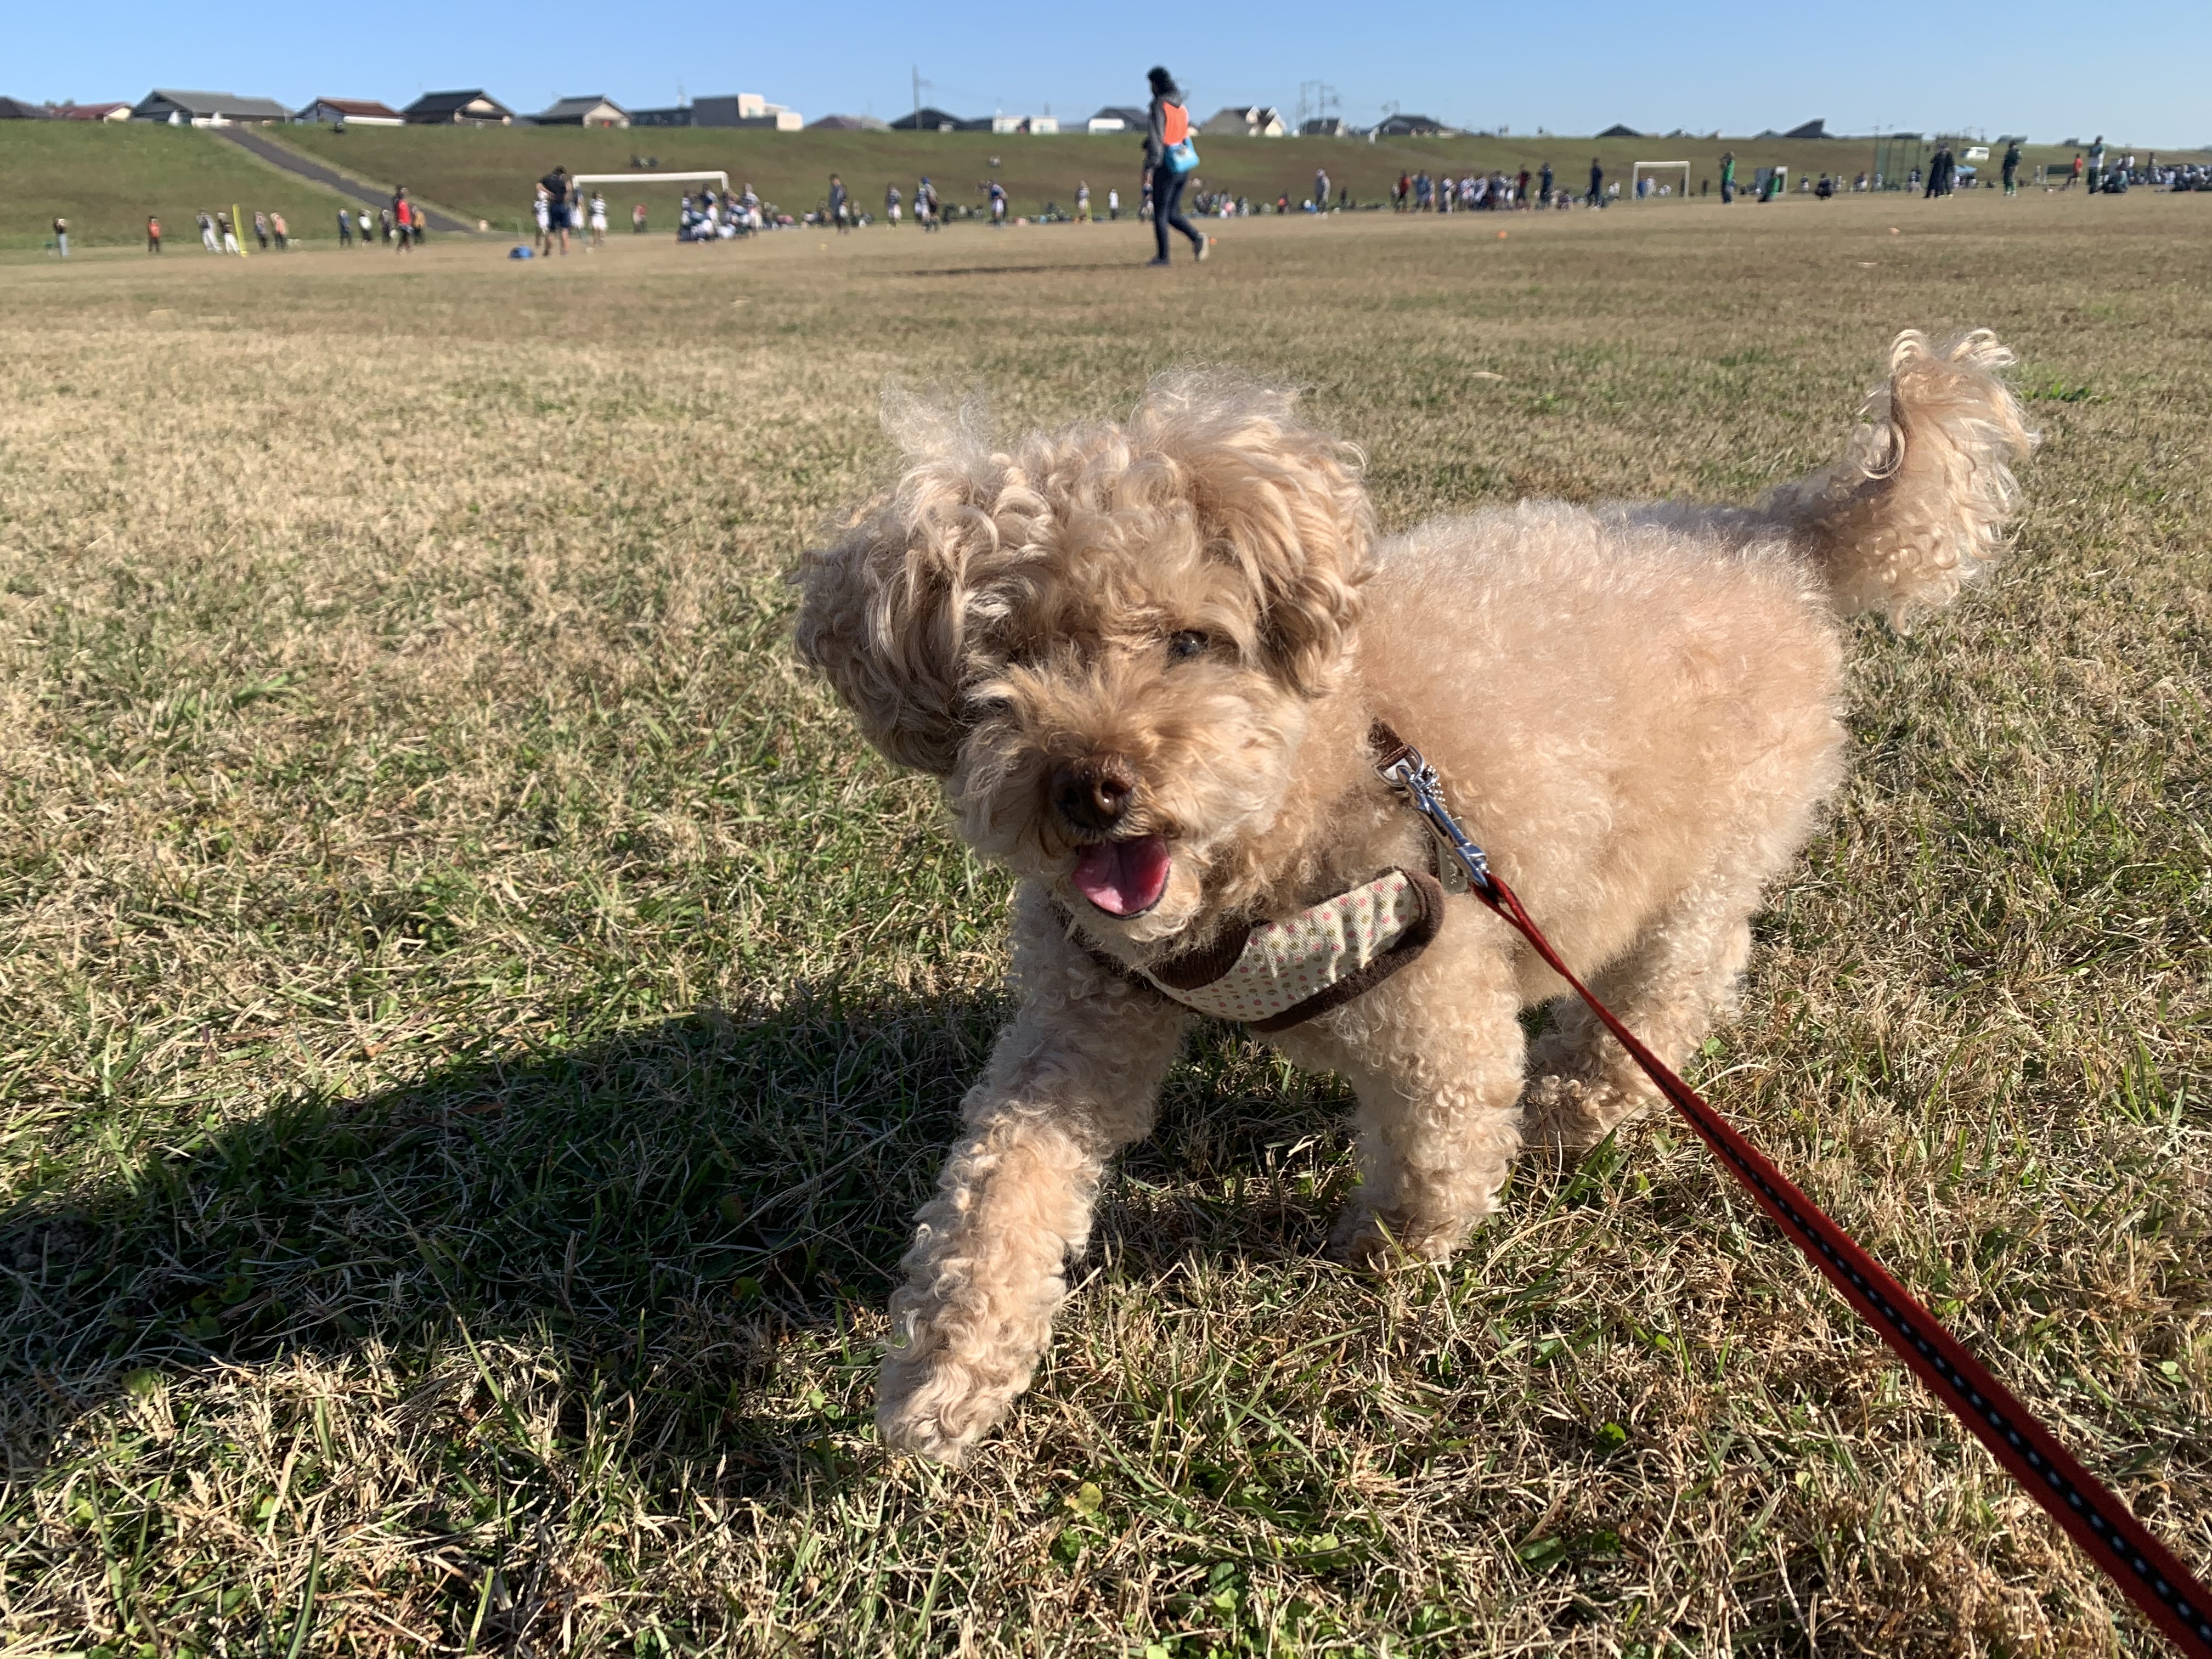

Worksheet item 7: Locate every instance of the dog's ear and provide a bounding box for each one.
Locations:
[793,392,1000,776]
[1135,374,1370,692]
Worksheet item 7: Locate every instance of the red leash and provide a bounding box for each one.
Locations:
[1374,729,2212,1655]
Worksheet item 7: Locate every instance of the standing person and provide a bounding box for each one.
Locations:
[391,189,413,252]
[986,177,1007,224]
[1141,65,1206,265]
[540,165,573,254]
[917,176,939,230]
[588,190,608,247]
[1314,165,1329,212]
[1539,161,1554,204]
[272,211,289,249]
[1516,167,1532,208]
[52,217,69,258]
[533,184,552,252]
[253,210,270,251]
[147,215,162,253]
[1107,184,1119,221]
[632,201,647,234]
[199,210,218,252]
[1587,157,1604,207]
[2086,135,2104,191]
[218,210,240,255]
[337,205,353,246]
[887,182,904,224]
[1719,150,1736,204]
[828,173,849,233]
[2001,139,2021,196]
[1395,171,1410,210]
[1074,180,1088,221]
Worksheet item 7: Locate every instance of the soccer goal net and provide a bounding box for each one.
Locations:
[1630,160,1691,199]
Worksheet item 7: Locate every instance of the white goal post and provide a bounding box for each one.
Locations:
[1630,160,1691,198]
[569,171,730,196]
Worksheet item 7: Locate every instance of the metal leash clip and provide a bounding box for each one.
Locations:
[1372,726,1492,899]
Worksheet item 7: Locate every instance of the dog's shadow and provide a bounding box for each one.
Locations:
[0,993,1376,1496]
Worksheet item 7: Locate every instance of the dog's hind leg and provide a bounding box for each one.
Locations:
[1521,872,1759,1155]
[1282,923,1527,1268]
[876,893,1190,1464]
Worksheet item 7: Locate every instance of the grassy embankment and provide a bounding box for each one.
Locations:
[0,121,355,250]
[1,194,2207,1655]
[259,123,2202,228]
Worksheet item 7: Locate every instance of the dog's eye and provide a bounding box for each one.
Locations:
[1167,630,1210,661]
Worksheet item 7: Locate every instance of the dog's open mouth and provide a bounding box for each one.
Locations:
[1070,835,1171,917]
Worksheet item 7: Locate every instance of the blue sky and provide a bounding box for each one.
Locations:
[20,1,2212,148]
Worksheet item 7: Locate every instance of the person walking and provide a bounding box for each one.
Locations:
[392,189,413,252]
[2001,139,2021,196]
[1719,150,1736,204]
[587,190,608,247]
[1587,157,1604,207]
[887,182,904,224]
[1142,65,1206,265]
[337,205,353,247]
[539,166,573,253]
[828,173,849,232]
[147,215,162,253]
[1314,166,1329,212]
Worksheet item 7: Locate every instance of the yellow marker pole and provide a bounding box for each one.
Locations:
[233,202,249,257]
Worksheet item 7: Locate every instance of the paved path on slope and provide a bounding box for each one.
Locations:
[208,127,484,235]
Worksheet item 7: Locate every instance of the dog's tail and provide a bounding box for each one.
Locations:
[1759,330,2035,623]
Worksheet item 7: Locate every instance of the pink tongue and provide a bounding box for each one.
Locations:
[1071,836,1172,916]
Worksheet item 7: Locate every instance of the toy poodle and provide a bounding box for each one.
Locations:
[794,330,2033,1463]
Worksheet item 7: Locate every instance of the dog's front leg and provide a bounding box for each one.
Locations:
[877,896,1190,1463]
[1279,919,1527,1268]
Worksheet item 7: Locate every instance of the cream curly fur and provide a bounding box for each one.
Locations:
[794,331,2034,1464]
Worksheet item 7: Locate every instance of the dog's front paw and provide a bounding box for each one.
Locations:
[1522,1074,1640,1156]
[875,1302,1046,1465]
[1327,1202,1464,1272]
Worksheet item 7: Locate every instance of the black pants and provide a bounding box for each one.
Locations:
[1153,168,1200,258]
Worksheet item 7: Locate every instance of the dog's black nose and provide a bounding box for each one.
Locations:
[1052,754,1137,832]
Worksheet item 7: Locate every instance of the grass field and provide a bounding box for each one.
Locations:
[0,122,357,251]
[1,193,2207,1656]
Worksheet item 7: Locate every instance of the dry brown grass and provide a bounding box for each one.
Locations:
[1,194,2207,1656]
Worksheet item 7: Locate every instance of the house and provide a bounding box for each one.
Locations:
[1373,112,1451,137]
[1300,116,1349,137]
[1089,106,1146,134]
[0,97,49,119]
[402,90,514,126]
[1784,119,1827,140]
[808,114,888,131]
[51,101,133,121]
[1595,122,1643,139]
[685,94,800,130]
[131,89,290,126]
[630,106,691,127]
[891,106,963,131]
[295,97,404,126]
[532,95,629,128]
[1200,105,1285,138]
